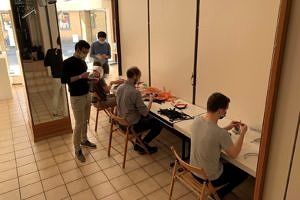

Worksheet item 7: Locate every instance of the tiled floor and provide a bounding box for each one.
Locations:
[0,67,254,199]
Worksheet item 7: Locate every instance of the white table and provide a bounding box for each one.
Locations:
[149,100,259,177]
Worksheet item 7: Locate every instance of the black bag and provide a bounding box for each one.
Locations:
[44,48,63,78]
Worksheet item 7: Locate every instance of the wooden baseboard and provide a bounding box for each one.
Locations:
[32,117,73,142]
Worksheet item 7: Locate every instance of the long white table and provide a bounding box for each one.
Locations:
[149,100,259,177]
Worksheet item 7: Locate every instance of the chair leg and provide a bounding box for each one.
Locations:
[168,160,178,200]
[199,184,206,200]
[134,134,150,154]
[122,131,129,168]
[95,108,100,131]
[108,120,113,157]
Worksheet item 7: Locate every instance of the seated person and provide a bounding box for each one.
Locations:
[90,61,124,108]
[116,66,162,154]
[190,92,248,199]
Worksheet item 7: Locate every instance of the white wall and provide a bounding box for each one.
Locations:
[150,0,196,101]
[56,0,103,11]
[286,123,300,199]
[195,0,280,128]
[1,0,11,11]
[118,0,149,83]
[118,0,281,127]
[263,0,300,198]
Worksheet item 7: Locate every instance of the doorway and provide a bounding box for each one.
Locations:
[0,10,23,85]
[56,0,119,81]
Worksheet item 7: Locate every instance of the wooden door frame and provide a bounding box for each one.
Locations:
[254,0,292,199]
[111,0,122,76]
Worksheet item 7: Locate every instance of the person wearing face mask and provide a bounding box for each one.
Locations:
[190,92,248,199]
[90,31,111,77]
[61,40,97,162]
[116,67,162,154]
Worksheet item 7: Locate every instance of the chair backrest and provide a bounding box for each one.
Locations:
[107,109,130,127]
[170,146,220,200]
[171,146,209,180]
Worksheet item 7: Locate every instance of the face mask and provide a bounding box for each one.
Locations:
[219,111,226,119]
[99,40,105,44]
[80,53,87,60]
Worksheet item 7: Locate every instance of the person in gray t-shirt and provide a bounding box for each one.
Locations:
[190,92,248,198]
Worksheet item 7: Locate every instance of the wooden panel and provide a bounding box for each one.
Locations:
[150,0,196,101]
[195,0,280,127]
[33,117,73,142]
[118,0,149,83]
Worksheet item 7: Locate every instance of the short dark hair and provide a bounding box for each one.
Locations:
[126,67,141,78]
[75,40,90,51]
[207,92,230,112]
[97,31,107,39]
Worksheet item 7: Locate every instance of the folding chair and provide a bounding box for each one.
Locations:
[107,110,149,168]
[169,146,221,200]
[92,100,111,131]
[89,91,115,131]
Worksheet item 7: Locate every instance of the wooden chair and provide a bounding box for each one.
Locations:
[107,110,149,168]
[169,146,221,200]
[92,100,111,131]
[90,92,114,131]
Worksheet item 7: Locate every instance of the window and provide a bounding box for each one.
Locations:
[58,11,71,30]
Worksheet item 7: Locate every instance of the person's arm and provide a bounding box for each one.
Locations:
[147,94,153,110]
[106,79,125,92]
[224,124,248,158]
[134,91,149,117]
[70,72,90,83]
[61,60,69,84]
[101,80,110,94]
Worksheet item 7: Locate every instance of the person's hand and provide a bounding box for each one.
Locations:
[112,79,124,85]
[101,54,109,59]
[96,54,108,60]
[229,121,240,130]
[224,120,240,130]
[149,93,154,101]
[240,123,248,134]
[96,54,104,60]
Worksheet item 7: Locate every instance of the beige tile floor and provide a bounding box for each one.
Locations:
[0,66,254,200]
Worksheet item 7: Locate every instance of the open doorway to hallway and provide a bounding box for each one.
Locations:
[56,0,118,81]
[0,6,23,85]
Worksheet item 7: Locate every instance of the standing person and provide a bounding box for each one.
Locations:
[190,92,248,199]
[61,40,97,162]
[90,31,111,77]
[116,67,162,154]
[44,36,66,117]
